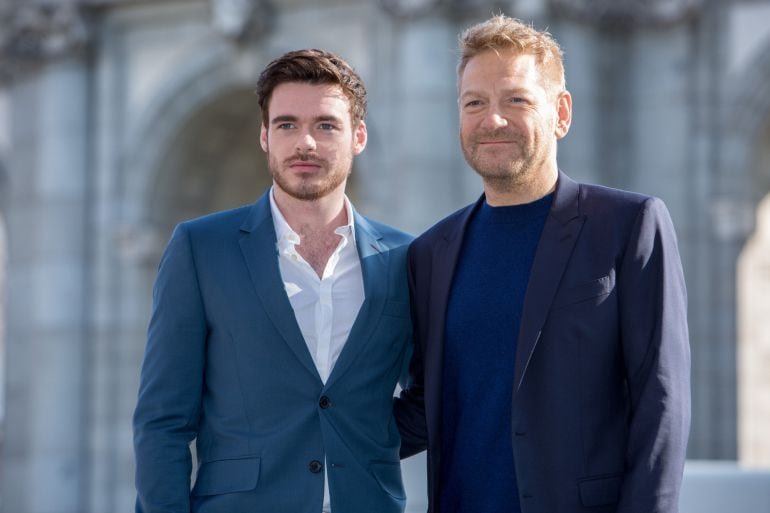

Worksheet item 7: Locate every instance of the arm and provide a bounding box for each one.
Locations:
[617,197,691,513]
[133,224,207,513]
[394,243,429,458]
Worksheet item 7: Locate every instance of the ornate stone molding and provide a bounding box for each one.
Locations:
[210,0,273,42]
[378,0,445,20]
[549,0,704,28]
[0,2,91,79]
[379,0,503,20]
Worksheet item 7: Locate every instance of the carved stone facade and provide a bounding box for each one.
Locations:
[210,0,274,41]
[549,0,703,27]
[1,0,770,512]
[0,2,91,79]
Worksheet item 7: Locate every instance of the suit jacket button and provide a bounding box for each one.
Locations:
[319,396,331,409]
[309,460,323,473]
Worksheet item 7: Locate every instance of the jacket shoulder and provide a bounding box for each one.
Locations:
[411,202,476,250]
[173,204,255,244]
[361,216,414,248]
[577,182,663,217]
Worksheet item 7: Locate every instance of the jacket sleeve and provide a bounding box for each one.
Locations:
[394,242,429,459]
[133,223,207,513]
[617,197,691,513]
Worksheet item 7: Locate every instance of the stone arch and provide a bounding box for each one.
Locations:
[723,38,770,464]
[124,44,269,230]
[123,44,364,252]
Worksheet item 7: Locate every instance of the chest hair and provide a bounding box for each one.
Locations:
[296,229,344,278]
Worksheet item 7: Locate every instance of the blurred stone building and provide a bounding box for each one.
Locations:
[0,0,769,512]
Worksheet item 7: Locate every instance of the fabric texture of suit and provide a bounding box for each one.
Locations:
[395,172,691,513]
[133,191,413,513]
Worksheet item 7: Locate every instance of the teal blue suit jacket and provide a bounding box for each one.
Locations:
[133,191,413,513]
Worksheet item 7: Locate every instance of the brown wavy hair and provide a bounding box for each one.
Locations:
[256,48,367,127]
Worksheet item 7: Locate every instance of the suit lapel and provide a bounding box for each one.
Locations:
[324,212,387,389]
[514,173,584,392]
[424,200,480,438]
[429,199,481,348]
[238,192,321,382]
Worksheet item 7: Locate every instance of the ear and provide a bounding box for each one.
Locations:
[352,120,367,156]
[260,124,268,153]
[555,90,572,140]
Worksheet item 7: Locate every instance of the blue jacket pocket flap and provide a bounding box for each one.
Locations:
[578,473,621,507]
[192,456,261,496]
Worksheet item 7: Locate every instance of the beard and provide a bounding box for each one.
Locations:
[268,151,351,201]
[461,127,551,190]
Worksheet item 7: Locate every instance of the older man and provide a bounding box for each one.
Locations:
[396,15,691,513]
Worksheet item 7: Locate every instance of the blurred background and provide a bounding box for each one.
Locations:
[1,0,770,512]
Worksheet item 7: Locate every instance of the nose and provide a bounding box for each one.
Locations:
[296,132,317,152]
[480,109,508,130]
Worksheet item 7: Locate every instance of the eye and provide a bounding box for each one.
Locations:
[318,122,336,130]
[463,99,484,108]
[509,96,528,104]
[276,122,296,129]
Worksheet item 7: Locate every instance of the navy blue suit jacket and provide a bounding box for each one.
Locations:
[133,191,413,513]
[395,172,691,513]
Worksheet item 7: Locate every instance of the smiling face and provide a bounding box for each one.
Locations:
[459,49,571,202]
[260,82,367,202]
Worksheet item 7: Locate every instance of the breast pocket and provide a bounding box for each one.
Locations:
[552,272,615,310]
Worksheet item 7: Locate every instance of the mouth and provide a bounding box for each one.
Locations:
[477,140,516,145]
[287,160,323,171]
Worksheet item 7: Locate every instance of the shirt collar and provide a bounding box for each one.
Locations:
[269,186,357,253]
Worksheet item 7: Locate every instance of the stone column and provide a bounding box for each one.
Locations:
[0,2,92,512]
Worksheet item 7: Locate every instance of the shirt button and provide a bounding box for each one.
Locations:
[309,460,323,473]
[319,396,331,409]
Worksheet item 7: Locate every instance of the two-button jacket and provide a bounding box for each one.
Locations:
[395,172,691,513]
[133,191,413,513]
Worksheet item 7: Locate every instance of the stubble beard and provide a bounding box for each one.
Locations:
[461,128,551,195]
[268,151,352,201]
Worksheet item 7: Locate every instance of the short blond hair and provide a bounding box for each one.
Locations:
[458,15,565,93]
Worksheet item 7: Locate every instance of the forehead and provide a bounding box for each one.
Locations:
[460,50,542,94]
[267,82,351,120]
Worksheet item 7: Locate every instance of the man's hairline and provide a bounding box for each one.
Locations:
[455,48,566,100]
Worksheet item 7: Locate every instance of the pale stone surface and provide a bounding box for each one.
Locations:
[2,0,770,512]
[728,2,770,78]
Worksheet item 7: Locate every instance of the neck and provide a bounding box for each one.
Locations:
[483,163,558,206]
[272,184,349,237]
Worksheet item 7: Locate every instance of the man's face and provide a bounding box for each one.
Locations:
[260,82,366,201]
[458,50,569,188]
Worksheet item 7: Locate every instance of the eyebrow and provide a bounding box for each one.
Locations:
[460,87,533,99]
[270,114,343,125]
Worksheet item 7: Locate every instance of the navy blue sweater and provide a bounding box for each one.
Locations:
[440,194,553,513]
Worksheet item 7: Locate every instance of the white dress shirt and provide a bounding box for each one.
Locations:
[269,188,365,513]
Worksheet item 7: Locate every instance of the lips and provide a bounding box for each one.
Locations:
[286,158,324,171]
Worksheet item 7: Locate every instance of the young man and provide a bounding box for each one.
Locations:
[133,49,412,513]
[396,15,691,513]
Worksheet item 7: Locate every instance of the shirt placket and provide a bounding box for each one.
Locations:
[316,231,349,383]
